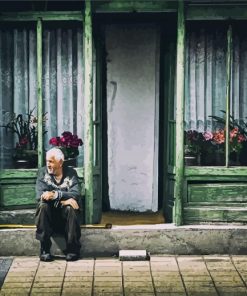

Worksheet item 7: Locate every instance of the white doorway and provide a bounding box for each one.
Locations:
[105,23,160,212]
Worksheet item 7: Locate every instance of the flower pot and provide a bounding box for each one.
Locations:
[64,158,77,168]
[184,155,198,166]
[215,151,225,166]
[13,149,38,168]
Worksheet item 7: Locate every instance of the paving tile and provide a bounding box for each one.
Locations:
[1,283,32,289]
[94,270,122,276]
[187,292,218,296]
[31,287,62,293]
[124,281,154,288]
[62,288,92,296]
[3,277,33,283]
[154,284,186,293]
[124,286,154,293]
[5,271,36,277]
[94,281,122,287]
[93,286,123,293]
[93,293,124,296]
[124,276,152,282]
[63,276,93,282]
[124,293,154,296]
[94,277,122,282]
[123,271,151,277]
[0,288,30,295]
[65,271,94,276]
[156,293,185,296]
[33,276,64,282]
[182,275,212,282]
[63,281,92,288]
[216,286,247,293]
[32,281,63,288]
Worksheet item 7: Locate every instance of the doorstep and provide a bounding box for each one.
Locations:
[1,223,247,256]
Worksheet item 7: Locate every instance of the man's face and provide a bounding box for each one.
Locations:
[46,155,63,175]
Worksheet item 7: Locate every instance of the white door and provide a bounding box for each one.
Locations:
[106,23,160,212]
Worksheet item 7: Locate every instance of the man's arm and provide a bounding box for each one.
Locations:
[36,167,50,202]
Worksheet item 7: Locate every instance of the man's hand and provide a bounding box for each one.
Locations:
[60,198,79,210]
[41,191,56,201]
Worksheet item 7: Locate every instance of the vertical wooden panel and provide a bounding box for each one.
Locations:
[84,0,94,224]
[225,25,232,167]
[174,0,185,226]
[37,18,43,167]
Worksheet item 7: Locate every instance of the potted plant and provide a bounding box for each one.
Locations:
[49,131,83,167]
[209,111,247,165]
[1,108,47,168]
[184,130,203,165]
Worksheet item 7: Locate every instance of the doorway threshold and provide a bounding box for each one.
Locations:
[100,210,165,226]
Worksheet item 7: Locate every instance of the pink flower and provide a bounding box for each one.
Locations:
[49,137,60,146]
[203,131,213,141]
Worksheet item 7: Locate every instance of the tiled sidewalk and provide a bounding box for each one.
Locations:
[0,255,247,295]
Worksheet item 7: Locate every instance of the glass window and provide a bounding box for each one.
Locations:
[184,22,244,166]
[0,23,38,169]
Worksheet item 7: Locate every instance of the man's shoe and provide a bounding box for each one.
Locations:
[65,253,79,261]
[40,251,53,262]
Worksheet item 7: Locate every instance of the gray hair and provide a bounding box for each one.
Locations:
[46,147,65,161]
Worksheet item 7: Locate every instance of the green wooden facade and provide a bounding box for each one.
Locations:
[1,0,247,225]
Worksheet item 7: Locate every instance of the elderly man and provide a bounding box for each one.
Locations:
[35,147,82,262]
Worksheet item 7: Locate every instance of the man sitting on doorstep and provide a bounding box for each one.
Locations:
[35,147,82,262]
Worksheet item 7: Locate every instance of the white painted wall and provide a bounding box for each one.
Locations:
[106,24,159,212]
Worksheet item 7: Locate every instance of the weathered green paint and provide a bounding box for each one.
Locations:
[188,183,247,203]
[225,25,232,167]
[37,18,43,168]
[93,0,177,13]
[185,167,247,177]
[173,0,185,226]
[0,11,83,21]
[84,0,94,224]
[0,170,38,179]
[184,207,247,223]
[186,5,247,20]
[0,185,36,207]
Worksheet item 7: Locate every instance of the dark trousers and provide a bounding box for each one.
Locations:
[35,201,81,254]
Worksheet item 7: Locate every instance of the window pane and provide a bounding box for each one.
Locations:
[185,22,227,166]
[0,23,37,169]
[42,22,84,167]
[231,22,247,166]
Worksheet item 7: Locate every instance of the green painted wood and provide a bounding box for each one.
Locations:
[185,167,247,177]
[84,0,94,224]
[0,185,36,207]
[174,0,185,226]
[37,18,43,168]
[225,25,232,167]
[0,11,83,21]
[93,1,177,13]
[186,5,247,20]
[184,206,247,223]
[188,183,247,203]
[0,168,83,179]
[0,170,38,179]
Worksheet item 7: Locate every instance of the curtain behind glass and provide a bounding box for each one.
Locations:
[185,22,227,132]
[0,26,37,169]
[42,25,84,166]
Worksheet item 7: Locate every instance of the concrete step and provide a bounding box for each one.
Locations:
[1,224,247,256]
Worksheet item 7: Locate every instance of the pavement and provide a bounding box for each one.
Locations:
[0,255,247,296]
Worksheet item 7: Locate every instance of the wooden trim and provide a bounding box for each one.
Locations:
[185,167,247,177]
[37,18,43,168]
[174,0,185,226]
[0,11,83,21]
[225,25,233,167]
[92,1,177,13]
[186,5,247,20]
[84,0,94,224]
